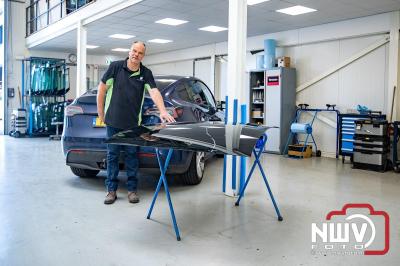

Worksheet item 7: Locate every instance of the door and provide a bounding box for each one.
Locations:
[264,69,281,153]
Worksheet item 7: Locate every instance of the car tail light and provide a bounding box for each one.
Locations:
[144,107,182,119]
[65,106,84,117]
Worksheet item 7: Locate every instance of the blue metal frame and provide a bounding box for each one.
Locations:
[147,148,181,241]
[235,134,283,221]
[148,134,283,241]
[283,107,340,157]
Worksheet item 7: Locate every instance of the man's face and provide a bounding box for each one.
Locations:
[128,43,145,64]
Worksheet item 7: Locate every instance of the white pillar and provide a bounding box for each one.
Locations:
[210,48,216,95]
[76,21,87,97]
[387,11,400,121]
[224,0,247,196]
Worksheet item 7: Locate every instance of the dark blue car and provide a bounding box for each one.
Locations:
[62,75,223,185]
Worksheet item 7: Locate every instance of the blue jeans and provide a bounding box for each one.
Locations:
[106,126,138,192]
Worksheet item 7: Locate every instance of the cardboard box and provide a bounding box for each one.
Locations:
[277,56,290,68]
[288,144,312,158]
[252,111,263,117]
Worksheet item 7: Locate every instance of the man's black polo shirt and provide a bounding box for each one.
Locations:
[101,58,156,129]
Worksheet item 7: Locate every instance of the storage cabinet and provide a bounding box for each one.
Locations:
[249,68,296,154]
[249,70,265,124]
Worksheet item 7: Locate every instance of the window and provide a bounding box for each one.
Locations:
[189,80,216,108]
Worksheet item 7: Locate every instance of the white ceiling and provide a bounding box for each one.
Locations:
[31,0,400,56]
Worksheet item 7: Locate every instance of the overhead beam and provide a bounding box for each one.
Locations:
[26,0,143,48]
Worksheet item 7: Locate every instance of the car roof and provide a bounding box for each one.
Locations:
[154,75,195,92]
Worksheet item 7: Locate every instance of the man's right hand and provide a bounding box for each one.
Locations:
[98,112,105,123]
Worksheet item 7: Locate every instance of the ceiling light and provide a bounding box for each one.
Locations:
[155,18,188,26]
[247,0,270,6]
[86,45,99,49]
[276,5,317,16]
[148,39,173,44]
[108,34,135,39]
[112,48,130,52]
[198,26,227,32]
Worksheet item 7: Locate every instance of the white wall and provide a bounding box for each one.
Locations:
[143,12,398,157]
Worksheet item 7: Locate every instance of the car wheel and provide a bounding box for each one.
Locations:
[180,152,205,185]
[70,166,100,178]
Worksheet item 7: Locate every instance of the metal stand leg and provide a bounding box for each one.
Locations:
[235,136,283,221]
[146,148,181,241]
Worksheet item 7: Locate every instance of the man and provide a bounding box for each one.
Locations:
[97,41,175,205]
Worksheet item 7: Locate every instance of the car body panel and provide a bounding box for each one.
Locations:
[105,122,272,157]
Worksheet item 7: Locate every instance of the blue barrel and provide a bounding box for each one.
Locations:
[264,39,276,69]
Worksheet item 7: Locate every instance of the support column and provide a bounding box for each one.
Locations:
[224,0,247,196]
[1,0,9,134]
[210,48,216,95]
[93,65,99,85]
[387,11,400,121]
[76,21,87,97]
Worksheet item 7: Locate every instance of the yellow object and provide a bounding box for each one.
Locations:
[94,117,106,127]
[288,144,312,158]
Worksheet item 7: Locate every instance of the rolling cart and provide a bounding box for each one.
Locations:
[9,109,27,138]
[284,104,340,158]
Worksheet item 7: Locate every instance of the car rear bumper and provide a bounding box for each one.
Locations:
[65,148,191,174]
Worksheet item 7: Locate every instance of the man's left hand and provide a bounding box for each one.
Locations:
[160,111,176,123]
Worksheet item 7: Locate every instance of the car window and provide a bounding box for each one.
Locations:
[187,80,216,109]
[174,82,192,102]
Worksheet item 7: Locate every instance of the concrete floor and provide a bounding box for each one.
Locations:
[0,136,399,266]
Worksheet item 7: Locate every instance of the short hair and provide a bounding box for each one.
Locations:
[131,41,146,50]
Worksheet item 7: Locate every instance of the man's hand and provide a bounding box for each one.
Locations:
[160,111,176,123]
[99,112,105,123]
[97,82,107,124]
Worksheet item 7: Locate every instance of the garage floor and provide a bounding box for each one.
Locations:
[0,136,399,266]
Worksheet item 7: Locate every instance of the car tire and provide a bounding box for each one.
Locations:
[70,167,100,178]
[180,152,205,185]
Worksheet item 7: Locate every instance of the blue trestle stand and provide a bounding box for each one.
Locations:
[235,134,283,222]
[147,148,181,241]
[147,134,283,241]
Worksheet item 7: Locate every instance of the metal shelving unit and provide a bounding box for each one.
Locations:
[22,57,69,136]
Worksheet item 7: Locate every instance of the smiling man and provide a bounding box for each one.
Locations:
[97,41,175,205]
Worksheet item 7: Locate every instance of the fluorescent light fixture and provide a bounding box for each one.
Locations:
[247,0,270,6]
[86,45,99,49]
[148,39,173,44]
[198,25,227,32]
[155,18,188,26]
[276,5,317,16]
[112,48,130,52]
[108,34,135,39]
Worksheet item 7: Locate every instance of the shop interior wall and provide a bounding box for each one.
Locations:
[144,12,393,157]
